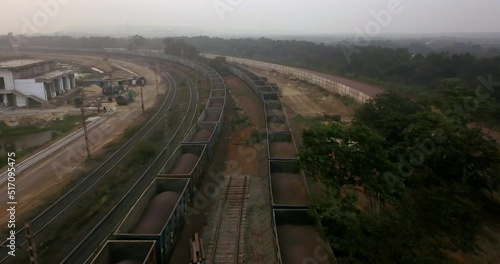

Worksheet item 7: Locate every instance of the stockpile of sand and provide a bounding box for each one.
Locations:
[132,191,180,234]
[190,129,212,142]
[170,153,199,174]
[270,142,296,158]
[271,173,307,205]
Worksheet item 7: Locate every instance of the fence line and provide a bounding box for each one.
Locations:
[205,54,373,104]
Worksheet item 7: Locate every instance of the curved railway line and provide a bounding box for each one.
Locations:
[0,62,197,263]
[0,48,336,263]
[61,69,200,264]
[0,108,115,184]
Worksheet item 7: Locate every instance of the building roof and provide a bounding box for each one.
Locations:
[34,70,74,82]
[0,59,47,70]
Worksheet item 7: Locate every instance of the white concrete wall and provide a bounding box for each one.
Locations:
[0,94,7,106]
[16,94,27,107]
[65,76,71,91]
[205,55,373,103]
[14,79,46,100]
[0,70,15,90]
[58,78,64,94]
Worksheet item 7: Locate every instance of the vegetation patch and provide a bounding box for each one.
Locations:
[246,129,266,145]
[122,123,143,138]
[0,115,81,137]
[334,93,358,107]
[299,92,500,263]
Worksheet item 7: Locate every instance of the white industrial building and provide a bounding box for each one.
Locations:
[0,59,76,108]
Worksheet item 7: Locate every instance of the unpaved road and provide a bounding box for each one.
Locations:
[0,52,167,227]
[245,66,357,121]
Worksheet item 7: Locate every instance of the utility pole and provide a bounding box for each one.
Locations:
[155,63,160,95]
[25,223,39,264]
[80,93,91,159]
[333,76,337,92]
[81,107,92,159]
[140,85,145,113]
[164,74,169,148]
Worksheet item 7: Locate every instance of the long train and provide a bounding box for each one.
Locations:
[228,64,337,264]
[17,46,333,263]
[9,46,225,264]
[90,51,335,264]
[86,50,228,264]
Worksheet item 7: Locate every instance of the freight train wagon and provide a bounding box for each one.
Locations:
[114,178,191,264]
[273,209,336,264]
[158,144,208,193]
[228,65,336,264]
[90,240,157,264]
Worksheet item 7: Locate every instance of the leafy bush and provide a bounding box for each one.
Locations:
[246,129,266,145]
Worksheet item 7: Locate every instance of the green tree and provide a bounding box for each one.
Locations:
[163,37,199,59]
[300,122,403,213]
[300,92,500,263]
[127,35,145,51]
[354,92,426,146]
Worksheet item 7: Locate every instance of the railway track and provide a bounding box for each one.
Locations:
[207,176,249,264]
[60,69,200,264]
[0,64,178,263]
[0,109,115,184]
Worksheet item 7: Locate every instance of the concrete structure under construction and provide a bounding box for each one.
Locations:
[0,59,76,108]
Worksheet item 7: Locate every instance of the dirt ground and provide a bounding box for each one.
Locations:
[245,66,356,122]
[224,76,278,264]
[0,109,81,125]
[0,52,167,227]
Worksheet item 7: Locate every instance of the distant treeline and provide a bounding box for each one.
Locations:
[179,37,500,96]
[1,35,499,100]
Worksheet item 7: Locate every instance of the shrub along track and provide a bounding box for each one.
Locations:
[0,64,199,263]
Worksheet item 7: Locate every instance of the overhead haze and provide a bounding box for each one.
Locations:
[1,0,499,37]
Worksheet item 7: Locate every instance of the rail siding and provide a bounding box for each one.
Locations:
[207,176,249,264]
[0,109,115,184]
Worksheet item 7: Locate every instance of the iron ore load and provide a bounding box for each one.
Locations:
[131,191,180,234]
[89,240,156,264]
[114,178,190,264]
[274,210,335,264]
[158,144,207,193]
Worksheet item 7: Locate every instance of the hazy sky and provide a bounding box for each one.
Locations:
[1,0,499,36]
